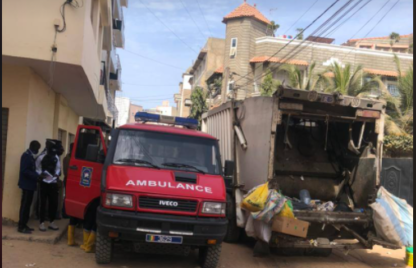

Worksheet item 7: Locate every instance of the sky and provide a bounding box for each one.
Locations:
[117,0,414,110]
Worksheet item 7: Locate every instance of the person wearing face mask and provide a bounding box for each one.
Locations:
[36,139,62,232]
[18,140,42,234]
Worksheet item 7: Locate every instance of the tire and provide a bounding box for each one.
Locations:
[224,193,241,243]
[199,244,222,268]
[314,248,333,257]
[95,231,113,264]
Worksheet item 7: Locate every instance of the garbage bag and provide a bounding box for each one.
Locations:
[252,190,287,223]
[278,202,295,219]
[370,187,413,247]
[245,214,272,243]
[241,183,269,213]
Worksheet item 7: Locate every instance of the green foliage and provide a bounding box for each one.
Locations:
[206,77,223,98]
[384,55,414,135]
[268,21,280,37]
[390,32,401,47]
[383,135,413,157]
[277,62,318,91]
[261,70,281,96]
[190,87,208,129]
[296,28,304,40]
[322,62,383,97]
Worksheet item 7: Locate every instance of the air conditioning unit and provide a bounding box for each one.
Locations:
[230,47,237,57]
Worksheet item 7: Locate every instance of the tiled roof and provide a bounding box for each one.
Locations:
[348,34,413,43]
[364,68,399,77]
[223,2,271,25]
[250,56,309,66]
[214,66,224,74]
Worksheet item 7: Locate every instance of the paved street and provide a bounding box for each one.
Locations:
[2,232,409,268]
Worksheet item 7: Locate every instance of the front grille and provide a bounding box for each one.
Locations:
[139,196,198,212]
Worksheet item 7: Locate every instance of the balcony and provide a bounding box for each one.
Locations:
[109,54,122,91]
[113,18,125,48]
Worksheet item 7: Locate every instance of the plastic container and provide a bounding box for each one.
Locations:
[406,247,413,267]
[299,190,311,205]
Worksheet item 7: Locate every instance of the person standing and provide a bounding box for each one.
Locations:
[61,143,73,219]
[36,139,61,232]
[17,141,41,234]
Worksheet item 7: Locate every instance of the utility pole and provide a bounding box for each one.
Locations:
[221,67,230,104]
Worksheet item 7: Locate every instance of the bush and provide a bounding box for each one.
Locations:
[383,135,413,158]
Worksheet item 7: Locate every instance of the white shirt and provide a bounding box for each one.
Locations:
[35,151,61,184]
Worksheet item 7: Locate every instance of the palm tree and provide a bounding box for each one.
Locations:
[261,69,281,96]
[296,28,304,40]
[384,55,413,135]
[277,62,319,91]
[268,21,280,37]
[321,62,383,97]
[190,87,208,129]
[389,32,401,49]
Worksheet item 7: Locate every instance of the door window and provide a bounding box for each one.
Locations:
[75,128,104,163]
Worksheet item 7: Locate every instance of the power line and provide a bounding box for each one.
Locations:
[284,0,320,34]
[340,0,401,61]
[196,0,213,37]
[123,49,184,70]
[234,0,359,91]
[325,0,372,37]
[139,0,199,54]
[363,0,401,38]
[232,0,342,86]
[179,0,207,39]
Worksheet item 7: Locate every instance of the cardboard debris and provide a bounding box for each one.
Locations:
[272,216,310,238]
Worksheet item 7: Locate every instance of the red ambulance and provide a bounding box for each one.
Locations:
[65,113,232,268]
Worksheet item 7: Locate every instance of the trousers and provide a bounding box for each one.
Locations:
[18,190,35,229]
[39,182,59,223]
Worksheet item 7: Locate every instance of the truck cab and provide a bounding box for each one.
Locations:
[65,113,228,267]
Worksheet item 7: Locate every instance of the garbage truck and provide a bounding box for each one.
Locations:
[202,86,401,253]
[65,113,228,268]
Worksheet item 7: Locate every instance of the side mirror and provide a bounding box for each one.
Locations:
[224,160,235,177]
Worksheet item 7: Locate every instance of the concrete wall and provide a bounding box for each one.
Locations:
[2,63,79,222]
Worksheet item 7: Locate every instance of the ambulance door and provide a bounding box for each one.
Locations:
[65,125,107,219]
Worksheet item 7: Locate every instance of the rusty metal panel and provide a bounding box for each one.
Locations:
[235,97,274,191]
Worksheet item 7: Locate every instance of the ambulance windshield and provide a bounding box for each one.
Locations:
[113,129,222,175]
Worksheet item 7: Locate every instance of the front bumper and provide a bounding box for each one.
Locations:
[97,206,228,246]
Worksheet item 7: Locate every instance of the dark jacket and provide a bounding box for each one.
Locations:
[18,150,39,191]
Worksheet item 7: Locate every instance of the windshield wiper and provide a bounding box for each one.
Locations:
[161,162,206,174]
[115,158,160,169]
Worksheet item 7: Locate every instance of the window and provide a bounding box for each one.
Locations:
[227,81,235,93]
[230,38,238,57]
[113,130,221,175]
[75,128,103,163]
[388,83,400,97]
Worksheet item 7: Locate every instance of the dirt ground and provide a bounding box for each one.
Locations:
[2,232,410,268]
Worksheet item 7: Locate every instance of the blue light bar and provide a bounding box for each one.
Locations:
[135,112,198,129]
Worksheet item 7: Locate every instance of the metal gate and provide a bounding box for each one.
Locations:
[2,108,9,200]
[381,158,413,207]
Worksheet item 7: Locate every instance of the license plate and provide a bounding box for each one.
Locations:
[146,234,183,244]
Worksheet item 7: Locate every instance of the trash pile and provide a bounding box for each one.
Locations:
[240,183,414,249]
[240,182,309,243]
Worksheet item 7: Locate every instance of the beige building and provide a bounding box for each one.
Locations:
[146,101,177,117]
[190,38,225,91]
[205,2,413,106]
[2,0,128,223]
[174,72,193,118]
[128,103,143,123]
[344,34,413,54]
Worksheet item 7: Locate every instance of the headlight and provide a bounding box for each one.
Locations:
[201,202,226,216]
[105,193,133,208]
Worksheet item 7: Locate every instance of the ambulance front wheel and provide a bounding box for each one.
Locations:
[96,231,114,264]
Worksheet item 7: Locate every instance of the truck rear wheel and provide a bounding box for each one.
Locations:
[224,193,241,243]
[95,231,113,264]
[198,244,222,268]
